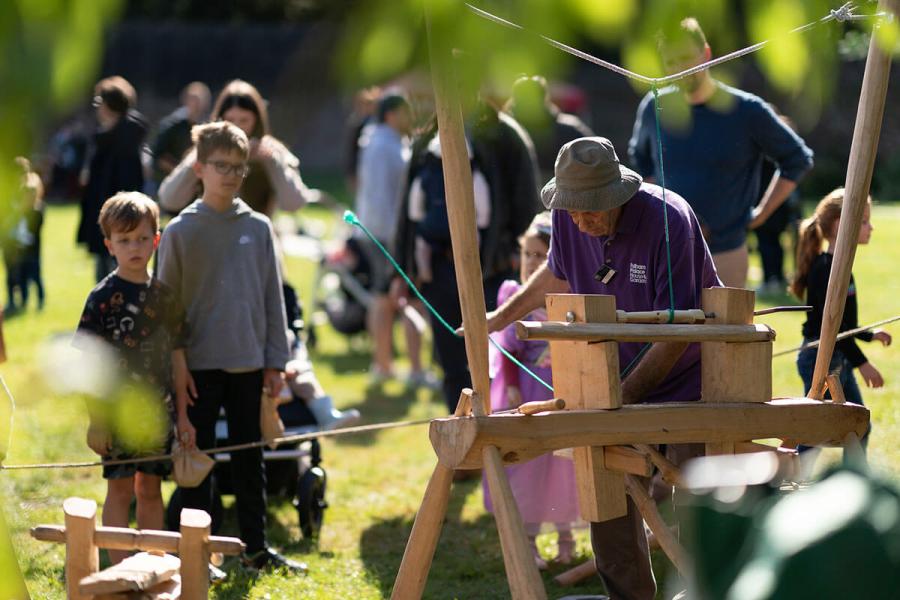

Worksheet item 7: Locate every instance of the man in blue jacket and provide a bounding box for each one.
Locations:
[629,17,813,288]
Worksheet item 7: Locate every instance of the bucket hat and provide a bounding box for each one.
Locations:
[541,137,642,211]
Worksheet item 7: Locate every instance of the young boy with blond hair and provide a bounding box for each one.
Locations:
[157,121,305,573]
[75,191,188,563]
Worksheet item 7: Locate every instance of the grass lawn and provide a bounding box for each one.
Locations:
[2,199,898,599]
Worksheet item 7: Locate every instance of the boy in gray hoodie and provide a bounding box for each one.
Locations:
[157,121,305,574]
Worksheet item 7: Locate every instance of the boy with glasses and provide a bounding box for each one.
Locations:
[157,121,305,574]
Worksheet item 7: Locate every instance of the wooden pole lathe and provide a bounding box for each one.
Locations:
[810,0,897,398]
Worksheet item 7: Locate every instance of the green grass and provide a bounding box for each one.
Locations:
[2,201,898,599]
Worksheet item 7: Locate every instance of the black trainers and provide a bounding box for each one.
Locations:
[242,547,308,575]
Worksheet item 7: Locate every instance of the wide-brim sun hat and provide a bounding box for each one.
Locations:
[541,136,642,212]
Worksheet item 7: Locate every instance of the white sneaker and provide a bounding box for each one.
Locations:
[307,395,361,430]
[408,369,440,390]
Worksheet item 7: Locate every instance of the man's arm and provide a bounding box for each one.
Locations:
[749,176,796,229]
[484,263,570,333]
[620,342,689,405]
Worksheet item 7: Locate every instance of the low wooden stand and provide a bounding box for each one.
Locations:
[31,498,245,600]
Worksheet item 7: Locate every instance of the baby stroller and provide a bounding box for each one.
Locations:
[166,284,356,540]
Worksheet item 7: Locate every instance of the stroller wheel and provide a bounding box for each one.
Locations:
[166,480,225,534]
[295,466,327,540]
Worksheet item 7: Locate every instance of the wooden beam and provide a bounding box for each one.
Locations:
[604,445,654,477]
[483,446,547,599]
[429,399,869,469]
[624,475,692,577]
[425,0,491,414]
[30,525,244,555]
[810,0,896,398]
[390,387,475,600]
[64,497,99,600]
[516,321,774,343]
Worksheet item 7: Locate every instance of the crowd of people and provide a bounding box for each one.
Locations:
[5,13,891,598]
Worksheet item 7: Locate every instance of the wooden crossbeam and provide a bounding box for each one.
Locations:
[430,399,869,470]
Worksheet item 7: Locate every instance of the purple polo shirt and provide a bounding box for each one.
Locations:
[547,183,721,403]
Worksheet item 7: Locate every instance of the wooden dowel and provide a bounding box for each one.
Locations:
[843,431,866,466]
[624,475,692,577]
[516,321,775,343]
[634,444,684,487]
[425,1,491,415]
[483,446,547,599]
[30,524,244,555]
[810,0,896,398]
[64,497,99,600]
[553,558,597,586]
[390,386,473,600]
[616,309,706,324]
[825,374,846,404]
[517,398,565,415]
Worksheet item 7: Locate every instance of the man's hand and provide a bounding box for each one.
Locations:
[263,368,285,399]
[858,362,884,389]
[873,329,892,347]
[86,423,111,456]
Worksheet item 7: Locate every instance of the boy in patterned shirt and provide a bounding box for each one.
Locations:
[74,191,188,563]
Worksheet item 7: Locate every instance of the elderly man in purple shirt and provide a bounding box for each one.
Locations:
[486,137,720,600]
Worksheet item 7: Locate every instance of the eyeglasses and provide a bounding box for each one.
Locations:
[205,160,250,178]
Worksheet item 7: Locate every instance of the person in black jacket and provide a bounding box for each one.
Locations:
[504,75,594,185]
[393,99,542,413]
[791,188,892,451]
[78,76,146,282]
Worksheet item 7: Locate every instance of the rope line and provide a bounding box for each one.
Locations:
[343,210,555,393]
[773,314,900,357]
[465,2,869,86]
[0,417,435,471]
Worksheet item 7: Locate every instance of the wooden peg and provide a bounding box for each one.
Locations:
[64,497,99,600]
[178,509,210,600]
[634,444,684,487]
[517,398,565,415]
[825,374,846,404]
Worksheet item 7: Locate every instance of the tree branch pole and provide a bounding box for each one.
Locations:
[809,0,897,399]
[424,2,492,414]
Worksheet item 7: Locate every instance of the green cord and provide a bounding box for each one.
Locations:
[343,210,555,393]
[652,85,677,325]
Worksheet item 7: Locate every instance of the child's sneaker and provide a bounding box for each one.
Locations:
[407,369,440,390]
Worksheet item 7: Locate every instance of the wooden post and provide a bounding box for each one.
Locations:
[701,288,770,456]
[483,446,547,600]
[63,497,99,600]
[178,509,210,600]
[425,1,491,415]
[546,294,626,522]
[810,1,897,398]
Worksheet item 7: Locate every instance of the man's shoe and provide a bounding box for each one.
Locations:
[242,547,308,575]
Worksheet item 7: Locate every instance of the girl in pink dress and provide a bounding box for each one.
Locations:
[483,212,580,569]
